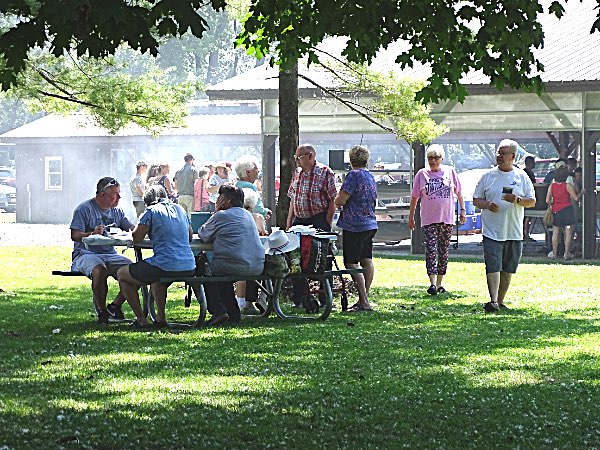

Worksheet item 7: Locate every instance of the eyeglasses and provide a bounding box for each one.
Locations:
[427,156,441,161]
[99,178,119,193]
[496,151,514,157]
[294,153,309,161]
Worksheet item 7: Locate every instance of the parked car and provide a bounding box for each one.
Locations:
[0,183,16,212]
[0,167,16,187]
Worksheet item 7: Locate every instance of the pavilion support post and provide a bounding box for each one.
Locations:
[582,131,600,259]
[411,141,426,255]
[262,134,278,226]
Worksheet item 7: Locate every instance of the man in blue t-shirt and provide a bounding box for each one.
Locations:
[70,177,135,324]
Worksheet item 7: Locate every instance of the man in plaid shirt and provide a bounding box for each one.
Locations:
[287,143,337,307]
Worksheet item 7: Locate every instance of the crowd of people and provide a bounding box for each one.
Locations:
[129,154,246,219]
[73,138,588,328]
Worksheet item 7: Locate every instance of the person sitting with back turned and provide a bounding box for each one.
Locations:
[198,185,265,326]
[117,186,196,329]
[70,177,135,324]
[473,139,536,312]
[235,188,268,315]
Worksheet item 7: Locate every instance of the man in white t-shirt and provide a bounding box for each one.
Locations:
[473,139,536,312]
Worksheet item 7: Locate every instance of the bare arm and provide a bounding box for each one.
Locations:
[474,197,500,213]
[456,191,467,224]
[334,189,350,208]
[70,226,105,243]
[326,200,336,226]
[546,185,553,205]
[408,196,418,231]
[188,226,193,242]
[566,183,579,202]
[132,223,149,244]
[286,201,295,230]
[164,178,174,194]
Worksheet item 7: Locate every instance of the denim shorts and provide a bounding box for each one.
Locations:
[71,252,132,278]
[482,236,522,274]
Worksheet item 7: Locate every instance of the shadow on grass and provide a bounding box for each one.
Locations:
[2,283,600,448]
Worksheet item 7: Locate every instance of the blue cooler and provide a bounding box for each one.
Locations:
[458,214,478,231]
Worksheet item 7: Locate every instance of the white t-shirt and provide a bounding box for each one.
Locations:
[473,167,535,241]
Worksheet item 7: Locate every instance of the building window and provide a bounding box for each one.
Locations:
[45,156,62,190]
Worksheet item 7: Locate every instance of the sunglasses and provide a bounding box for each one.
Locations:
[99,178,119,193]
[294,153,309,161]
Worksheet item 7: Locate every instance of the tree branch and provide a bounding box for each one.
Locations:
[296,72,396,134]
[36,90,154,120]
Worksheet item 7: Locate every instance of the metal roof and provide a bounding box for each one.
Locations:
[0,113,261,138]
[207,0,600,100]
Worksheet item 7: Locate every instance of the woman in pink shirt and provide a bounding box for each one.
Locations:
[193,167,210,212]
[409,145,466,295]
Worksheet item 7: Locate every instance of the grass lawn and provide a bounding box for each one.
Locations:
[1,247,599,449]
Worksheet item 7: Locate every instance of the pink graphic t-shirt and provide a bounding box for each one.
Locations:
[411,165,461,227]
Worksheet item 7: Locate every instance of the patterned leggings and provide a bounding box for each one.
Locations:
[423,223,453,276]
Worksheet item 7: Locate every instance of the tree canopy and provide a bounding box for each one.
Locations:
[239,0,595,103]
[0,0,225,89]
[0,1,254,134]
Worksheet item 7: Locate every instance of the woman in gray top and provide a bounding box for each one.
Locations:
[199,185,264,326]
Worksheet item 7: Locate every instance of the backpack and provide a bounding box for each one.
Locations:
[262,253,290,279]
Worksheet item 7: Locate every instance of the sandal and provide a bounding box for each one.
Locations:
[130,320,152,330]
[437,286,447,294]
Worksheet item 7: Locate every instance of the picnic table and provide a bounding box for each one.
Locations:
[56,232,362,326]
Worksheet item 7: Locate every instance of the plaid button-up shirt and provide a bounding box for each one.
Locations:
[288,162,337,219]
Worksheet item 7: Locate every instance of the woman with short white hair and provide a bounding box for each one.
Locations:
[235,156,271,219]
[409,144,466,295]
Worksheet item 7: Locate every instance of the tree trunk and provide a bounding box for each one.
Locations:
[206,51,219,84]
[276,60,299,228]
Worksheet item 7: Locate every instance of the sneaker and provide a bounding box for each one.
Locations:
[498,303,509,310]
[107,302,125,321]
[427,284,438,295]
[483,301,499,313]
[437,286,447,294]
[548,251,556,259]
[564,253,574,261]
[240,302,260,315]
[97,309,109,324]
[205,313,230,327]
